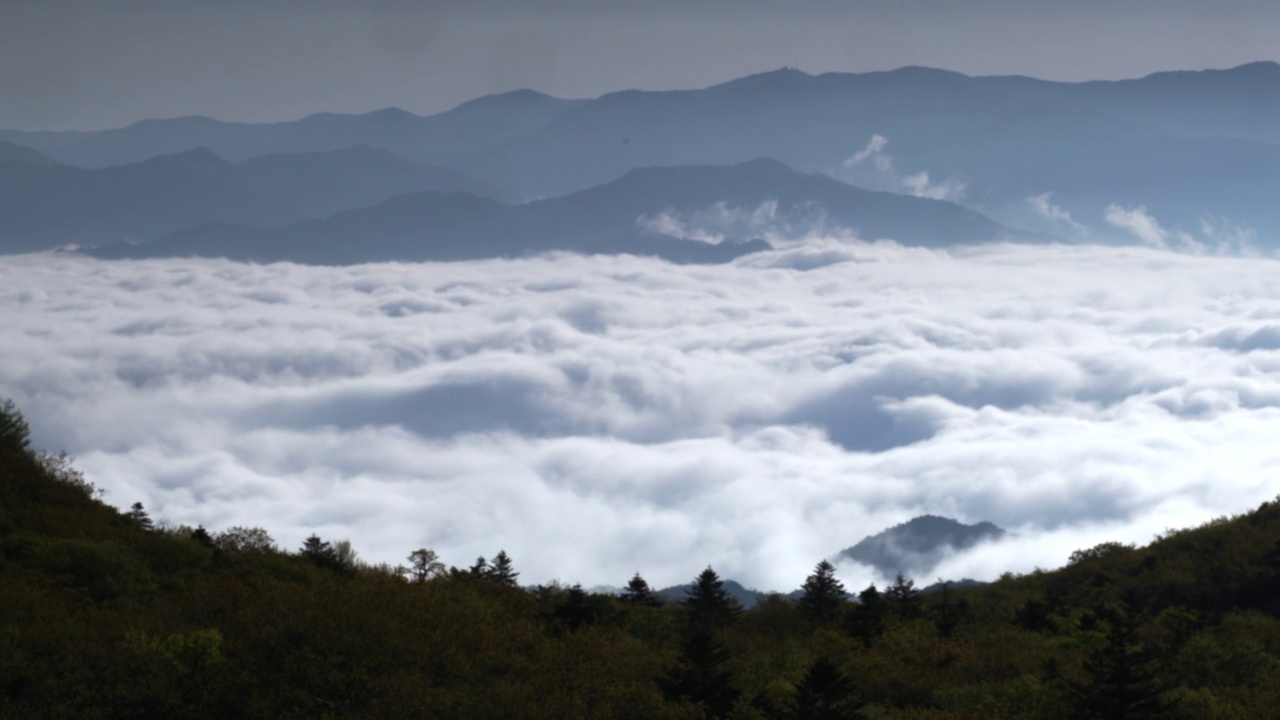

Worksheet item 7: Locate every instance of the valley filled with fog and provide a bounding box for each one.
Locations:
[5,237,1278,592]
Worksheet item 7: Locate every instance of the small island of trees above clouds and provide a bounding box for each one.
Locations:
[3,398,1280,719]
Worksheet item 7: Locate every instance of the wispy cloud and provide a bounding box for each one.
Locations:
[1104,203,1172,248]
[1027,192,1087,235]
[4,242,1280,591]
[842,134,966,202]
[843,134,892,172]
[1104,204,1259,255]
[636,200,781,245]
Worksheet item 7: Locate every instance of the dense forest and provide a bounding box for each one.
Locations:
[2,399,1279,719]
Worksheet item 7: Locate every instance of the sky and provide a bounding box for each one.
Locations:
[4,0,1279,131]
[5,233,1280,591]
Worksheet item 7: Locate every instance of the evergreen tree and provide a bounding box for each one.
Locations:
[846,584,887,648]
[884,573,921,619]
[662,627,739,719]
[127,501,154,531]
[301,534,339,570]
[790,656,865,720]
[931,581,970,638]
[489,550,519,586]
[621,572,663,607]
[684,566,741,630]
[190,525,215,549]
[798,560,847,625]
[552,584,612,632]
[467,555,489,578]
[0,398,31,454]
[1070,602,1172,719]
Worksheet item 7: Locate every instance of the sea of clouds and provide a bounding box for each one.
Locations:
[4,238,1280,593]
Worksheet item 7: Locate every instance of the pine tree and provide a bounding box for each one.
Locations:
[798,560,847,625]
[489,550,519,586]
[301,534,339,570]
[467,555,489,578]
[190,525,215,549]
[661,627,739,719]
[0,398,31,454]
[127,501,154,531]
[790,656,865,720]
[931,581,970,638]
[622,572,663,607]
[884,573,921,619]
[846,584,887,648]
[1070,602,1172,719]
[684,566,741,630]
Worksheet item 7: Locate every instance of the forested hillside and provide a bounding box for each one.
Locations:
[3,399,1279,719]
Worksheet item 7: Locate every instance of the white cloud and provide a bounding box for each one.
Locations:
[1104,203,1169,248]
[4,241,1280,593]
[842,134,966,202]
[843,134,892,172]
[636,200,782,245]
[1027,192,1087,235]
[902,171,967,203]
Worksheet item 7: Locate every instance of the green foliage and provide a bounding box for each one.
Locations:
[1070,601,1173,719]
[798,560,846,626]
[0,398,31,454]
[846,584,888,649]
[684,566,742,630]
[407,548,445,582]
[884,573,922,620]
[623,572,664,607]
[7,403,1280,718]
[790,656,866,720]
[662,628,739,718]
[489,549,519,586]
[127,501,154,531]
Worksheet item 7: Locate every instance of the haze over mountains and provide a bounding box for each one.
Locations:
[90,159,1021,264]
[4,62,1280,260]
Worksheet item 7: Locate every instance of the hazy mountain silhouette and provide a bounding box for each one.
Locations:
[236,145,509,214]
[0,91,586,168]
[838,515,1006,577]
[447,63,1280,236]
[0,140,54,165]
[10,62,1280,243]
[0,148,287,254]
[89,158,1028,264]
[0,146,504,254]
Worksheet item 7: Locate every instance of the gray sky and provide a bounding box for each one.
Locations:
[4,0,1278,130]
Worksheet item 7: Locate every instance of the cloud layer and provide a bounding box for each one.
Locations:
[4,240,1280,592]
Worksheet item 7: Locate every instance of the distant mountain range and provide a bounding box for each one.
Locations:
[87,158,1028,264]
[0,90,587,168]
[0,146,502,254]
[6,62,1280,257]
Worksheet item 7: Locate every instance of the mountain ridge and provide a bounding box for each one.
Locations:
[86,158,1031,264]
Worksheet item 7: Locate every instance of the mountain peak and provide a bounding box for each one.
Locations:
[707,66,812,94]
[881,65,970,81]
[361,107,422,123]
[445,88,573,115]
[1137,60,1280,84]
[839,515,1006,578]
[134,146,229,170]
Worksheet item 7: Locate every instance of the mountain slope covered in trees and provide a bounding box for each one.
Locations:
[3,400,1280,718]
